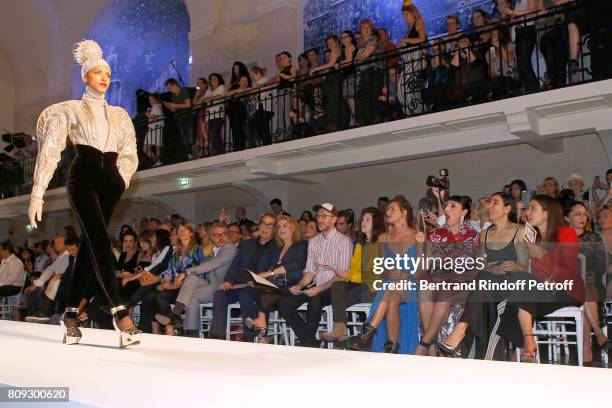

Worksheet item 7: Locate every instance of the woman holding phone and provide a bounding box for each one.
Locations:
[494,195,584,362]
[509,179,529,223]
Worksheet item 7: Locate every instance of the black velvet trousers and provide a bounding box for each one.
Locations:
[66,144,125,309]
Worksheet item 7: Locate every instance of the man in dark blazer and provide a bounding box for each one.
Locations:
[209,213,278,339]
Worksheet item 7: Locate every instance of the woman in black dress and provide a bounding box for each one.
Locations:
[438,192,527,359]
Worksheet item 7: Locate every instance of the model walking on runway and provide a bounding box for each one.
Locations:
[28,40,141,347]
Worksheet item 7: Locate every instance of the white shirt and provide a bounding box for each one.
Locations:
[147,103,164,130]
[144,246,170,272]
[31,89,138,199]
[255,77,275,112]
[205,85,226,116]
[0,254,25,288]
[34,253,49,273]
[33,250,70,287]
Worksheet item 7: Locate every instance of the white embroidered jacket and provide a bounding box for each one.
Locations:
[31,99,138,199]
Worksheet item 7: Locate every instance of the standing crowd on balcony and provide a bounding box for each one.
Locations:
[132,0,611,167]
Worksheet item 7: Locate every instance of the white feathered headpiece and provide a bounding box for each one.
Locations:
[73,39,111,79]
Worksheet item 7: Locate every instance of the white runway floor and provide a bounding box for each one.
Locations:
[0,320,610,408]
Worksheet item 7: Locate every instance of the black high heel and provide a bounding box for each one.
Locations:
[384,341,400,353]
[110,305,142,348]
[415,339,432,354]
[597,336,609,354]
[349,323,377,351]
[60,307,82,345]
[437,339,463,358]
[155,312,183,329]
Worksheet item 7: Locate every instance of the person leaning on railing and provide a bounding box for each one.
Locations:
[310,34,343,132]
[143,92,164,166]
[248,66,274,146]
[354,19,385,126]
[226,66,251,152]
[338,31,358,126]
[271,51,297,139]
[396,1,428,117]
[505,0,542,93]
[193,77,209,157]
[201,73,227,155]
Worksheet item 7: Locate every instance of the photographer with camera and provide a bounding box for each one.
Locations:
[418,169,449,230]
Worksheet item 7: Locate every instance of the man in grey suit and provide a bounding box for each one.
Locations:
[155,223,237,337]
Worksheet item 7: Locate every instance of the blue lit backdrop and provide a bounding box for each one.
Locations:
[304,0,495,51]
[72,0,190,117]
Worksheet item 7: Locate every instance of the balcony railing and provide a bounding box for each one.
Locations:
[1,0,611,200]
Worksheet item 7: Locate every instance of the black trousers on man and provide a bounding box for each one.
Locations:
[0,285,21,297]
[66,145,125,309]
[278,288,332,347]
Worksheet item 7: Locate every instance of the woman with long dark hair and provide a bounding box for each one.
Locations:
[438,193,528,359]
[494,195,584,362]
[226,71,251,151]
[28,40,140,347]
[339,30,358,125]
[124,229,172,333]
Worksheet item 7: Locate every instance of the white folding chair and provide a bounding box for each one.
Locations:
[267,310,289,345]
[226,303,243,340]
[0,294,22,320]
[131,303,141,327]
[199,302,213,338]
[535,306,584,366]
[346,303,372,337]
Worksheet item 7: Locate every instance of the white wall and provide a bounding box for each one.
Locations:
[0,49,16,132]
[285,134,609,215]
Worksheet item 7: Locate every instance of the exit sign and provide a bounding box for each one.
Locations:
[179,178,189,187]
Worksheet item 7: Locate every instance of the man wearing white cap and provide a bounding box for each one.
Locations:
[27,40,140,347]
[278,202,353,347]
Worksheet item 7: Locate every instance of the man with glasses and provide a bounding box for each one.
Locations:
[155,223,237,337]
[228,222,243,246]
[210,214,278,339]
[278,203,353,347]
